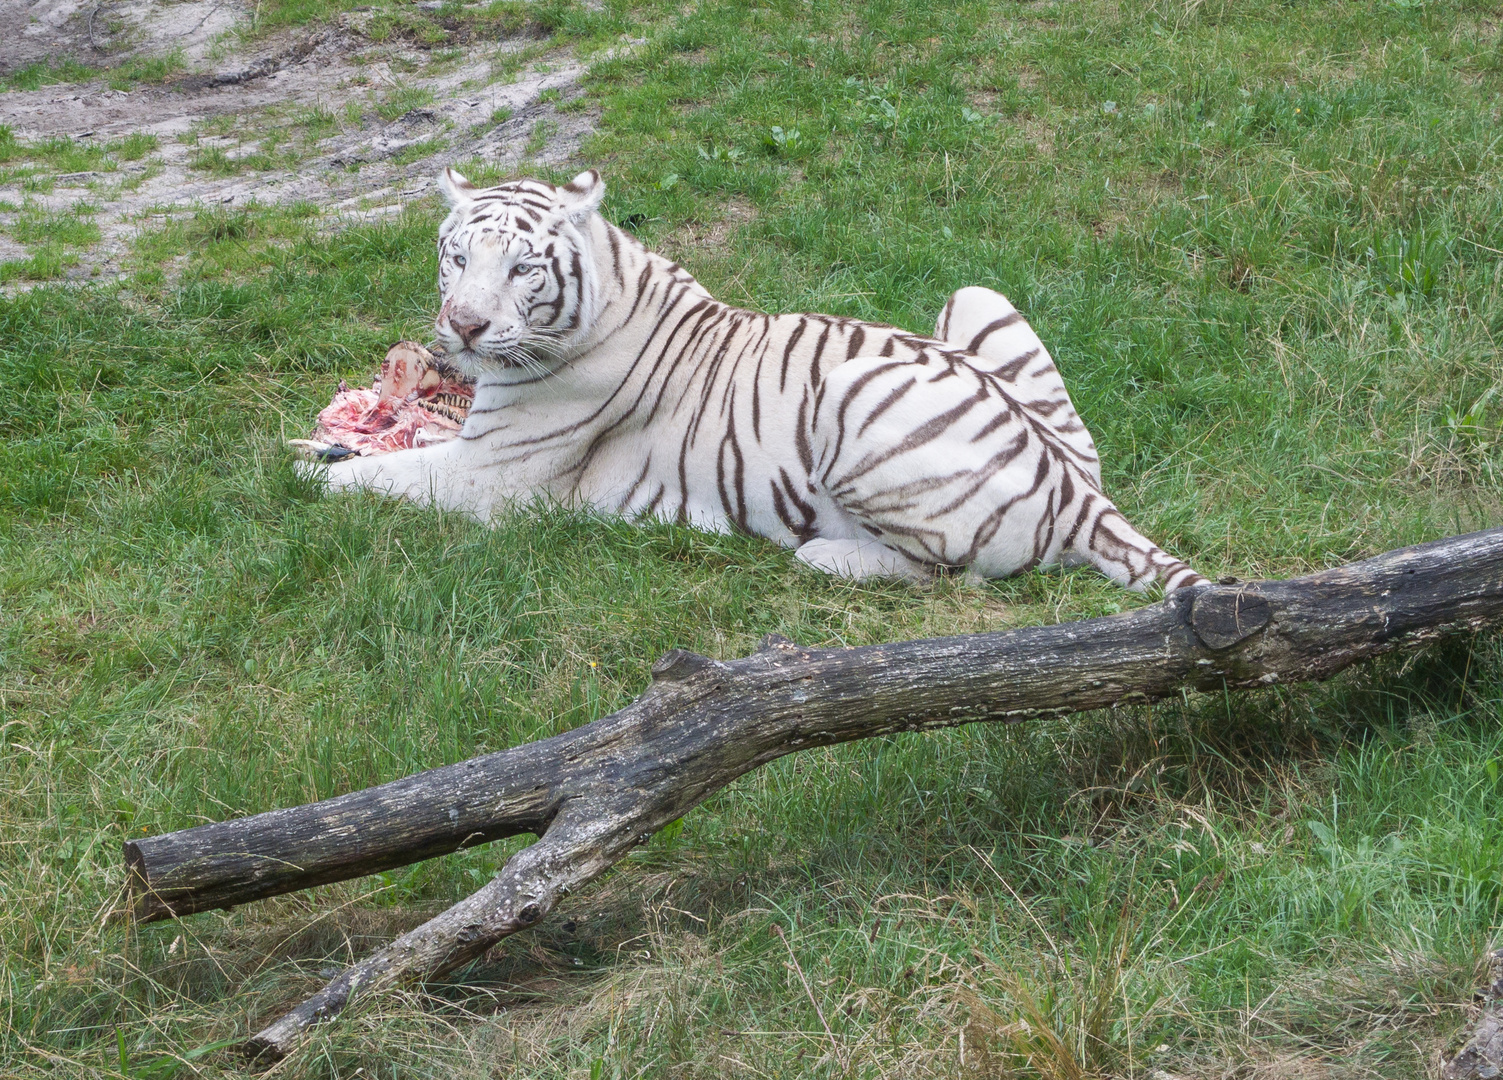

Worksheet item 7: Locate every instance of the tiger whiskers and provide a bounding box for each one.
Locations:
[498,328,576,381]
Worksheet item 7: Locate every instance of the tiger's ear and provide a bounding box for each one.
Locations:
[439,167,477,207]
[558,169,605,222]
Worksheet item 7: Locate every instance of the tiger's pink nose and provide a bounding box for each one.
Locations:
[449,316,491,346]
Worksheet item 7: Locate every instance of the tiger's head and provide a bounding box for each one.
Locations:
[433,167,607,374]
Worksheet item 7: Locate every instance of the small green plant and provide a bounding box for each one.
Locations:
[969,913,1149,1080]
[112,1028,241,1079]
[375,87,437,121]
[1368,229,1451,298]
[106,50,186,91]
[1445,389,1498,449]
[653,816,686,850]
[859,84,902,137]
[3,58,96,91]
[187,208,256,243]
[760,125,805,155]
[188,146,245,175]
[366,10,451,46]
[113,132,159,161]
[696,143,744,163]
[524,119,557,156]
[392,136,447,166]
[296,106,340,139]
[10,211,100,249]
[112,159,165,192]
[491,106,514,125]
[538,87,563,105]
[0,200,99,282]
[0,248,69,282]
[0,132,114,173]
[447,158,509,186]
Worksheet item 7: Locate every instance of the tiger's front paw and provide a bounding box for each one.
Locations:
[291,449,389,494]
[319,455,385,494]
[287,439,360,463]
[288,441,370,489]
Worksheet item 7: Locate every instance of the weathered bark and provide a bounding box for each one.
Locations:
[1445,948,1503,1080]
[118,527,1503,1062]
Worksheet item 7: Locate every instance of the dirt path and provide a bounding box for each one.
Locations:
[4,0,246,74]
[0,5,600,287]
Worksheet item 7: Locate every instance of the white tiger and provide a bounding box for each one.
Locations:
[309,167,1206,595]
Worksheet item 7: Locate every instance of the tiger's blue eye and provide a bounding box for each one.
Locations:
[454,254,467,267]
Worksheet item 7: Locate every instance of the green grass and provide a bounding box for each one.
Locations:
[187,134,294,175]
[1,58,98,92]
[0,248,73,284]
[294,107,341,142]
[249,0,367,32]
[1,202,103,284]
[249,0,575,38]
[0,129,117,174]
[0,128,163,200]
[114,133,160,162]
[524,118,559,156]
[0,51,188,95]
[375,87,438,121]
[105,51,187,92]
[9,208,100,250]
[0,52,188,95]
[2,0,1503,1077]
[391,136,449,166]
[185,145,242,175]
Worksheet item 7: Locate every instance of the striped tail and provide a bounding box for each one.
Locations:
[1074,503,1208,597]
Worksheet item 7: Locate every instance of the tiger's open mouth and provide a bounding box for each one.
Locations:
[415,386,474,423]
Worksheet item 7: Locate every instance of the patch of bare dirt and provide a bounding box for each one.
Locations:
[0,5,603,288]
[2,0,248,74]
[659,198,756,261]
[1003,111,1055,158]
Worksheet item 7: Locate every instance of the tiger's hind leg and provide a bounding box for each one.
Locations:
[935,287,1206,594]
[1061,494,1208,596]
[935,286,1102,487]
[812,350,1207,597]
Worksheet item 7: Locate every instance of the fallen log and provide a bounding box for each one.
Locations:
[121,527,1503,1062]
[1446,948,1503,1080]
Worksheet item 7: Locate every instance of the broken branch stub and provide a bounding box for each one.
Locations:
[1445,948,1503,1080]
[117,528,1503,1062]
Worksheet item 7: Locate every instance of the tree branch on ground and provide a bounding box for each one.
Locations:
[1446,947,1503,1080]
[120,528,1503,1063]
